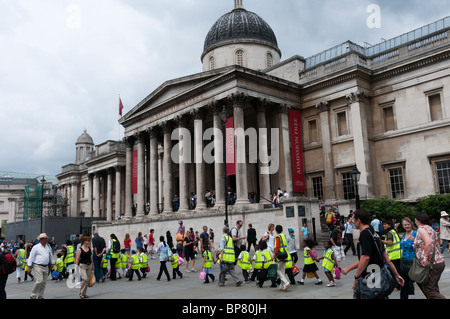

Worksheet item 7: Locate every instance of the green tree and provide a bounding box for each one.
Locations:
[361,197,415,224]
[415,193,450,221]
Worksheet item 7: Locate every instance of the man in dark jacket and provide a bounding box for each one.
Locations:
[247,224,257,253]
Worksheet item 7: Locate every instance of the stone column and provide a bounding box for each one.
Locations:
[255,99,271,200]
[115,166,122,219]
[106,168,113,221]
[192,109,206,209]
[71,182,78,217]
[175,115,190,212]
[136,132,146,218]
[124,136,134,220]
[316,101,336,199]
[211,102,225,206]
[230,92,249,204]
[346,91,373,198]
[93,173,100,218]
[87,174,93,217]
[148,127,159,215]
[162,122,173,213]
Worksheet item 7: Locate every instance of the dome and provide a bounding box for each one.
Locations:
[76,129,94,145]
[202,7,281,59]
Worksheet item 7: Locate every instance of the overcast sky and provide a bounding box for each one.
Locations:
[1,0,449,177]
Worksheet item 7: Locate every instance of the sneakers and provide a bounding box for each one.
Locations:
[327,282,336,287]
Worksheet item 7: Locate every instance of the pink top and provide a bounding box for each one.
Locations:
[413,225,444,266]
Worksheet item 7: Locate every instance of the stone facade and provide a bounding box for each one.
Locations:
[54,4,450,242]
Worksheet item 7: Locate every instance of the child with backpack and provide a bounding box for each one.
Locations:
[237,244,251,283]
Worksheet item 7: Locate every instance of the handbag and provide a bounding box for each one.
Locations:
[88,273,96,287]
[199,268,206,280]
[267,264,278,280]
[409,252,435,285]
[334,267,341,280]
[408,229,436,285]
[276,250,288,261]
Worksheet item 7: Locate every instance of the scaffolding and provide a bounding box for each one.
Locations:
[17,183,69,222]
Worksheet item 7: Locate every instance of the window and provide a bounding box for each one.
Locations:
[81,185,86,199]
[308,119,318,143]
[209,56,215,70]
[383,106,395,132]
[236,50,244,66]
[388,167,405,199]
[312,176,323,199]
[266,53,273,68]
[429,94,443,121]
[342,172,355,200]
[337,111,348,136]
[436,160,450,194]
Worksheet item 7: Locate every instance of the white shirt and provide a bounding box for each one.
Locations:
[28,243,53,267]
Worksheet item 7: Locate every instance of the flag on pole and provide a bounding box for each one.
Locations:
[119,97,124,116]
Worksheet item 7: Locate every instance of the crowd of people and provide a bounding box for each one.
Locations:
[1,209,449,299]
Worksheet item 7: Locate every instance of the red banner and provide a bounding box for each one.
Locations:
[132,150,138,194]
[225,116,236,176]
[289,110,306,193]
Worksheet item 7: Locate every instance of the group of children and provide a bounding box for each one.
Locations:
[197,239,342,288]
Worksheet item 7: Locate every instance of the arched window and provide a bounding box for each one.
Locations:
[236,50,244,66]
[209,56,215,70]
[266,52,273,68]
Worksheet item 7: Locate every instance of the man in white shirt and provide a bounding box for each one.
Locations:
[27,233,53,299]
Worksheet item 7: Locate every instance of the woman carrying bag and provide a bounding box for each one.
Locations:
[399,217,416,299]
[75,236,94,299]
[412,212,446,299]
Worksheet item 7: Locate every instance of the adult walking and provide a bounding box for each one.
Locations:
[341,209,404,299]
[91,232,106,283]
[343,216,356,255]
[107,234,120,281]
[273,225,291,292]
[247,224,257,253]
[439,211,450,254]
[75,235,93,299]
[413,212,446,299]
[199,225,211,253]
[399,217,417,299]
[155,236,171,281]
[27,233,53,299]
[218,226,242,287]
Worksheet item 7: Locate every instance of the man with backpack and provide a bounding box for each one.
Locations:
[0,247,17,299]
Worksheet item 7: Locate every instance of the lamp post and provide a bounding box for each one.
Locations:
[219,106,229,227]
[40,176,46,233]
[351,165,361,210]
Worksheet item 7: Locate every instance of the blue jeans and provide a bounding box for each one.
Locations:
[440,239,449,254]
[93,254,102,283]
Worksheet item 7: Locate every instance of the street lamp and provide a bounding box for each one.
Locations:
[351,165,361,210]
[219,106,229,227]
[40,176,46,233]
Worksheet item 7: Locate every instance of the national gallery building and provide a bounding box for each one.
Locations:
[56,2,450,234]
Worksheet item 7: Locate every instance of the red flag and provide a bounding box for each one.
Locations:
[119,98,124,116]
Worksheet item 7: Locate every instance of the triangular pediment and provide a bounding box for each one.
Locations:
[119,66,237,126]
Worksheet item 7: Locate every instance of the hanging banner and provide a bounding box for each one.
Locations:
[225,116,236,176]
[289,109,306,193]
[132,150,138,194]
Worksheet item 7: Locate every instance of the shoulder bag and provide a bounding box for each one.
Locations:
[408,229,436,285]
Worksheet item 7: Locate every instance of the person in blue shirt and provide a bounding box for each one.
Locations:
[399,217,417,299]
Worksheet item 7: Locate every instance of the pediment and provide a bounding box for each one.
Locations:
[119,67,236,126]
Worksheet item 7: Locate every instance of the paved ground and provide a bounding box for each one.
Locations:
[4,249,450,301]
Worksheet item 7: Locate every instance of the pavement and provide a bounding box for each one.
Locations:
[4,248,450,302]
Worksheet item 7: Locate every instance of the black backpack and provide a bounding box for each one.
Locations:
[112,240,121,254]
[0,251,17,275]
